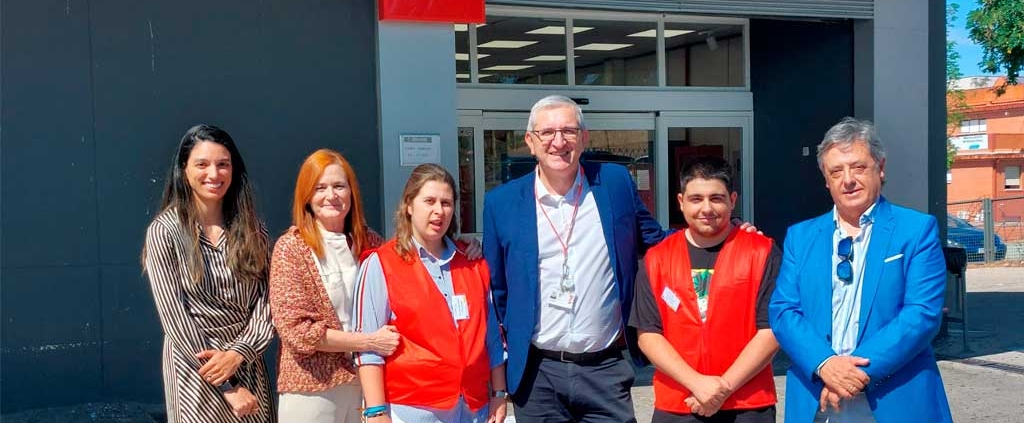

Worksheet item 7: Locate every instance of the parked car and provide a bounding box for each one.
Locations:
[947,214,1007,261]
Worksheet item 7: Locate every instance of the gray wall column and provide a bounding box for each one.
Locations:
[871,0,946,215]
[853,19,874,119]
[377,22,458,235]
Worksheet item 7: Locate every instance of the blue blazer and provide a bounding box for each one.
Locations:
[482,161,667,394]
[769,197,952,423]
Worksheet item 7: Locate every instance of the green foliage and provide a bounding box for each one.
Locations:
[967,0,1024,94]
[947,2,966,169]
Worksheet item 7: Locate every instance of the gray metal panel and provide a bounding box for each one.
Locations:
[100,266,163,403]
[1,267,104,409]
[489,0,874,19]
[927,0,948,230]
[1,0,99,268]
[749,18,855,241]
[2,0,380,413]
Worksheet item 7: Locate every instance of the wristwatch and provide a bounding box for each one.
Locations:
[492,390,510,399]
[218,377,240,393]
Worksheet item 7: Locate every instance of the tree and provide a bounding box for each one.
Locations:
[947,3,966,168]
[966,0,1024,94]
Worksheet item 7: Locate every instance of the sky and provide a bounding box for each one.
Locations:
[948,0,997,77]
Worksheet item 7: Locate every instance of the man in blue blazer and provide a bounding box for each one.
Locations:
[769,117,952,423]
[483,95,666,422]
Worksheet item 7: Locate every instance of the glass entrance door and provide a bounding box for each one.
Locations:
[458,111,657,234]
[656,113,753,228]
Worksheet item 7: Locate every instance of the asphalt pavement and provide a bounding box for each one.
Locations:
[3,268,1021,423]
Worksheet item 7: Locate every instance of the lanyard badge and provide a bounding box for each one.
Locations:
[537,167,584,311]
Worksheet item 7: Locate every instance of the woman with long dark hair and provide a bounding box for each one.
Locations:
[352,163,507,423]
[142,124,275,423]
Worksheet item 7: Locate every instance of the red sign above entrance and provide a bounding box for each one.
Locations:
[379,0,485,23]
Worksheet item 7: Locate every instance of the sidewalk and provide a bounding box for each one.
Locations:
[630,266,1024,423]
[3,269,1021,423]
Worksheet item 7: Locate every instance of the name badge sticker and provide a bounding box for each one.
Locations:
[451,294,470,320]
[661,287,681,312]
[547,291,575,311]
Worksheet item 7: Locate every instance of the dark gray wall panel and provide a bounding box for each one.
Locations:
[1,0,98,268]
[2,0,380,413]
[1,349,103,410]
[1,267,102,349]
[99,266,162,403]
[750,19,854,242]
[927,0,947,228]
[0,267,103,409]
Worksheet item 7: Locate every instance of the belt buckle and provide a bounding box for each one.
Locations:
[559,350,571,363]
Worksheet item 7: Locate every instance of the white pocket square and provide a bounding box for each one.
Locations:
[884,253,904,263]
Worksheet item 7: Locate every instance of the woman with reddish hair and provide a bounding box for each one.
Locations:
[268,148,398,423]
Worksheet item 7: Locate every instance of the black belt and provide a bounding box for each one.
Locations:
[531,344,624,365]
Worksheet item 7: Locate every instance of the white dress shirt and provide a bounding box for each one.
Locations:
[532,168,621,353]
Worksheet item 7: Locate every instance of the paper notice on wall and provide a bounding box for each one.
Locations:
[400,134,441,166]
[635,169,651,191]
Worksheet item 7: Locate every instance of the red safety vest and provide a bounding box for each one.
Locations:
[375,240,492,411]
[645,229,777,414]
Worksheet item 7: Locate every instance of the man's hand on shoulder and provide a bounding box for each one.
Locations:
[731,218,763,235]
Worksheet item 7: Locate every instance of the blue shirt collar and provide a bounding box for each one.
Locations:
[832,200,879,230]
[412,236,457,265]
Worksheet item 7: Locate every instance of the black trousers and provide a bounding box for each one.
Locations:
[651,406,776,423]
[511,347,637,423]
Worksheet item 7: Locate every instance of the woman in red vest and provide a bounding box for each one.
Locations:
[353,163,508,423]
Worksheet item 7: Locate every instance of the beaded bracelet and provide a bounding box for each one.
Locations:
[362,405,388,419]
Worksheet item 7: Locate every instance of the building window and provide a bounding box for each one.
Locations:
[960,119,986,134]
[1005,165,1021,190]
[454,8,747,88]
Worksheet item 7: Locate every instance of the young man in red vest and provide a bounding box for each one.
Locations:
[630,156,780,423]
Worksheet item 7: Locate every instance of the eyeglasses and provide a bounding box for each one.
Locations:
[836,236,854,283]
[530,127,581,142]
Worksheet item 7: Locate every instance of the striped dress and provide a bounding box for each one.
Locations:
[144,210,276,423]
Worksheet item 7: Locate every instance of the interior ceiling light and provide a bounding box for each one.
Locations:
[575,43,632,51]
[454,23,487,32]
[482,65,535,71]
[456,73,470,78]
[478,40,538,49]
[525,55,571,61]
[525,26,594,35]
[455,53,490,61]
[627,29,694,38]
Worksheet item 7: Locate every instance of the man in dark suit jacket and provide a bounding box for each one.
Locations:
[483,95,666,422]
[769,117,952,423]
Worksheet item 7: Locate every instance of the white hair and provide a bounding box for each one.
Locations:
[526,95,586,131]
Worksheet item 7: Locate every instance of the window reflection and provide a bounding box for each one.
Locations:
[665,22,744,87]
[481,128,656,218]
[573,20,657,86]
[455,13,746,88]
[477,16,568,84]
[455,24,471,83]
[458,127,477,232]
